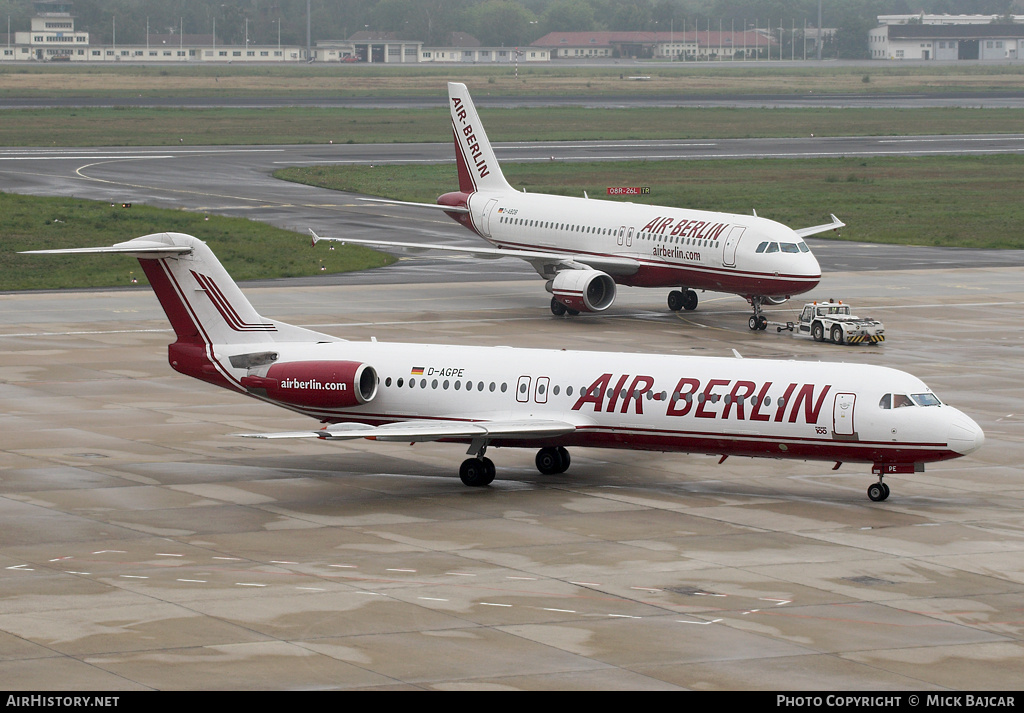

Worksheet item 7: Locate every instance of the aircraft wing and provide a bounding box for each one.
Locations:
[236,418,576,443]
[794,214,845,238]
[311,231,639,276]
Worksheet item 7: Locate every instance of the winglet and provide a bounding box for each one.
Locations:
[794,214,846,238]
[310,229,321,247]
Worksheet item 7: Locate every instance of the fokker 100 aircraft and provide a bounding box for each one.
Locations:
[25,233,983,501]
[315,82,844,330]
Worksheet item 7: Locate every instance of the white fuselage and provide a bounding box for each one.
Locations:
[215,339,981,467]
[463,189,822,298]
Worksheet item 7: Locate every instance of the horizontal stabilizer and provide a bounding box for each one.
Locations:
[20,239,193,259]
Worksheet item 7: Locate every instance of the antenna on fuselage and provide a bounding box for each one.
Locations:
[752,208,758,217]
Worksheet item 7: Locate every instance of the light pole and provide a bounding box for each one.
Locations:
[817,0,823,60]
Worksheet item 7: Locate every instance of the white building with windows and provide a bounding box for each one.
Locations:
[870,16,1024,60]
[12,0,89,61]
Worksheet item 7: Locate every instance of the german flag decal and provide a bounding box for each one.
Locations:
[411,366,425,375]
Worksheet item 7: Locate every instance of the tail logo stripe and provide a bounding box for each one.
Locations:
[191,270,276,332]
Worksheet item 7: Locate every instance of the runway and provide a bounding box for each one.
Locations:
[0,264,1021,690]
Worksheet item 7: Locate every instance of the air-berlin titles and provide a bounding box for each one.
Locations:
[571,373,833,424]
[280,378,347,392]
[452,97,490,180]
[641,216,732,242]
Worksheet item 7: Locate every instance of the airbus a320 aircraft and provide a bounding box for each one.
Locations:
[316,82,844,330]
[25,233,982,501]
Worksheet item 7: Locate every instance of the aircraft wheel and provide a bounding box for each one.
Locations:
[749,315,760,331]
[683,290,699,311]
[668,290,685,311]
[811,322,824,342]
[831,325,845,345]
[758,315,768,330]
[550,298,567,317]
[536,447,567,475]
[566,308,580,317]
[867,482,889,502]
[556,446,571,473]
[460,457,495,487]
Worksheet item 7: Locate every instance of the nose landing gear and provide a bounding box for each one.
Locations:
[747,296,769,330]
[867,479,891,502]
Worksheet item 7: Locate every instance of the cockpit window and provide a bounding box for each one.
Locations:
[798,242,810,253]
[893,394,915,408]
[765,242,779,253]
[912,393,942,407]
[756,241,768,253]
[879,394,891,410]
[781,243,800,253]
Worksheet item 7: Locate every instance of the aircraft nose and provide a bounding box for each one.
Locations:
[804,249,822,279]
[948,413,985,456]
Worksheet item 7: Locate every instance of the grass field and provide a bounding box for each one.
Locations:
[3,63,1024,97]
[0,192,393,291]
[2,105,1022,146]
[276,154,1024,250]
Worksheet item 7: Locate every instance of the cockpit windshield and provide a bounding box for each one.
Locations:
[879,392,942,409]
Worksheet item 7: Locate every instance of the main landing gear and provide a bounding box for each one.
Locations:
[459,446,572,486]
[459,456,496,487]
[550,297,579,317]
[668,289,699,312]
[535,446,571,475]
[747,296,769,331]
[867,478,891,502]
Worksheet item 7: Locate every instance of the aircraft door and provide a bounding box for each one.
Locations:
[833,392,856,436]
[535,376,550,404]
[480,198,499,237]
[617,226,626,246]
[516,375,531,403]
[722,226,745,267]
[625,227,634,247]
